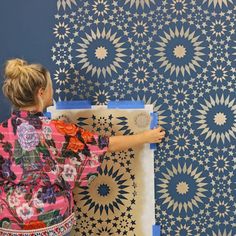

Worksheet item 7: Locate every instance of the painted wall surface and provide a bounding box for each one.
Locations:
[0,0,56,121]
[0,0,236,235]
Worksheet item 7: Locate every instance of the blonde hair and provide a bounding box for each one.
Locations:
[2,58,50,108]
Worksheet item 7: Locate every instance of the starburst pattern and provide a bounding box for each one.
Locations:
[57,0,77,10]
[93,90,110,105]
[212,156,230,173]
[124,0,155,9]
[213,200,230,218]
[193,93,236,145]
[132,66,149,83]
[210,20,227,37]
[76,27,128,78]
[53,22,70,40]
[212,229,233,236]
[156,159,209,213]
[203,0,233,8]
[95,46,108,60]
[132,21,148,38]
[95,224,115,235]
[172,88,190,106]
[77,164,131,216]
[154,25,206,76]
[211,65,228,82]
[53,68,70,85]
[175,224,193,235]
[172,133,191,153]
[170,0,188,15]
[92,0,109,16]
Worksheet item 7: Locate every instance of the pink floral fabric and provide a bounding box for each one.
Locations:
[0,111,109,235]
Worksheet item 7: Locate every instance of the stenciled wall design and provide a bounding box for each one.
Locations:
[51,0,236,235]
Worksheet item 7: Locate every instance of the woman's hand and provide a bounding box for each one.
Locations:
[142,126,166,144]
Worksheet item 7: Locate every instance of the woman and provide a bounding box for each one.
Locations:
[0,59,165,235]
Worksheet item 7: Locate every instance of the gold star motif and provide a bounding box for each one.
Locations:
[176,181,189,195]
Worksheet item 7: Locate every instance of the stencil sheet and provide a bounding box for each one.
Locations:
[48,105,155,236]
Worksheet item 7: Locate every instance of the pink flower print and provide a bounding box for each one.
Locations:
[33,198,44,208]
[88,153,99,167]
[50,146,58,155]
[7,195,21,208]
[33,188,44,208]
[78,153,87,161]
[90,153,99,161]
[16,203,34,221]
[62,164,77,181]
[50,164,59,175]
[70,157,82,166]
[17,123,39,151]
[14,186,27,198]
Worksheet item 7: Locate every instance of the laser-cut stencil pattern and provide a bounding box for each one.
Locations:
[47,105,155,235]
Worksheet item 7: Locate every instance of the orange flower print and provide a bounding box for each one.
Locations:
[79,128,94,143]
[23,220,46,230]
[52,120,79,136]
[67,136,85,153]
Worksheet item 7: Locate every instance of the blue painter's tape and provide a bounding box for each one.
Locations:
[152,225,161,236]
[150,143,156,149]
[150,112,158,150]
[107,100,145,109]
[56,100,91,110]
[150,112,158,129]
[43,112,51,119]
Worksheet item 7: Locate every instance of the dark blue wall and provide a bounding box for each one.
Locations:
[0,0,56,121]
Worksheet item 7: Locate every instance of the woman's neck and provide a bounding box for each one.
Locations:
[19,105,43,113]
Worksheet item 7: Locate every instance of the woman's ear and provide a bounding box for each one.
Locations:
[37,87,45,97]
[36,88,45,111]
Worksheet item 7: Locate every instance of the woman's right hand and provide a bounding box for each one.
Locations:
[142,126,166,143]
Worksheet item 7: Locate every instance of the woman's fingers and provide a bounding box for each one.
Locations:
[144,126,166,143]
[156,126,164,131]
[160,131,165,136]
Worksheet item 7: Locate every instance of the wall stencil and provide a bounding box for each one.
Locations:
[47,105,156,235]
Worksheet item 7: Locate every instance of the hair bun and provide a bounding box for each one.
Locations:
[4,58,28,80]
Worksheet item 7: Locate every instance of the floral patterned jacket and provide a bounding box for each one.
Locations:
[0,111,109,236]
